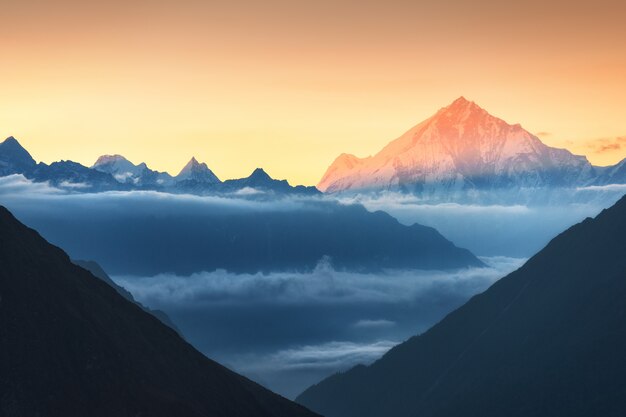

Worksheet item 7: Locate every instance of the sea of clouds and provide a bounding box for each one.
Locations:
[112,256,525,398]
[1,173,623,397]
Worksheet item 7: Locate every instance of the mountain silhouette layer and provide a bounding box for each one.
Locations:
[0,205,319,417]
[19,198,483,275]
[0,136,318,195]
[298,193,626,417]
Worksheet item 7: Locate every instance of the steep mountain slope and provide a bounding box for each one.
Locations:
[72,259,182,335]
[298,193,626,417]
[175,157,221,184]
[0,206,319,417]
[595,158,626,185]
[0,137,36,175]
[318,97,598,194]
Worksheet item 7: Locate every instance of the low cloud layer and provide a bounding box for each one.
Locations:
[0,174,62,195]
[354,319,396,328]
[114,256,524,307]
[337,191,622,257]
[112,257,523,398]
[241,340,398,372]
[2,173,623,398]
[577,184,626,192]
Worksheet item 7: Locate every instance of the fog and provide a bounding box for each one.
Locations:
[1,174,623,397]
[338,190,624,256]
[113,257,524,398]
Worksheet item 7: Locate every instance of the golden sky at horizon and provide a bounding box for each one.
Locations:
[1,0,625,185]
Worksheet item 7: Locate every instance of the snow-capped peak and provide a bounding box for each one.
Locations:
[318,97,594,194]
[92,154,173,186]
[176,157,220,184]
[93,154,130,167]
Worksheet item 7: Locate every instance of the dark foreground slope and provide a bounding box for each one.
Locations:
[72,259,182,335]
[298,194,626,417]
[0,206,319,417]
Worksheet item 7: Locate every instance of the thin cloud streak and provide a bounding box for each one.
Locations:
[113,256,526,308]
[239,340,399,372]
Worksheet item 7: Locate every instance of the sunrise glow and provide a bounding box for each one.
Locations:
[2,0,625,185]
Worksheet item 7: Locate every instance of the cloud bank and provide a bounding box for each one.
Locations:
[114,256,524,307]
[112,257,524,398]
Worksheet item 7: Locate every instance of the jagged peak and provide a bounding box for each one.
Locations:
[180,157,209,173]
[1,136,27,150]
[93,154,131,166]
[0,136,37,166]
[334,153,364,168]
[3,136,19,144]
[436,96,486,118]
[176,157,220,183]
[248,167,272,180]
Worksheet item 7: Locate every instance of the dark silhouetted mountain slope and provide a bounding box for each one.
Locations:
[72,259,182,335]
[298,194,626,417]
[0,206,319,417]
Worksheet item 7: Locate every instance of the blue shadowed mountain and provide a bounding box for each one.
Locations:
[222,168,319,195]
[297,194,626,417]
[0,136,36,175]
[13,197,484,275]
[0,136,318,195]
[30,160,127,191]
[92,154,174,188]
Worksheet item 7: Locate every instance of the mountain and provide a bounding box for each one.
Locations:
[594,158,626,185]
[0,137,124,191]
[72,259,182,335]
[297,194,626,417]
[0,205,319,417]
[318,97,604,195]
[222,168,320,195]
[18,199,483,275]
[175,157,220,183]
[92,154,174,188]
[0,136,36,175]
[28,160,124,191]
[0,137,318,196]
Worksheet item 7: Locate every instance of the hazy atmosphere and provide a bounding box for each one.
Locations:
[2,0,626,184]
[2,1,626,416]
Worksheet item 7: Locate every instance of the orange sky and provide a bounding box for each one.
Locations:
[1,0,625,185]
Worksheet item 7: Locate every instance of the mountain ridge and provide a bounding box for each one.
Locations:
[318,97,622,194]
[0,137,316,195]
[297,193,626,417]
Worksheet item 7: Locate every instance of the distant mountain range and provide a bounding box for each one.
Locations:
[0,136,318,195]
[297,193,626,417]
[318,97,626,195]
[17,198,483,275]
[0,205,319,417]
[4,100,626,199]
